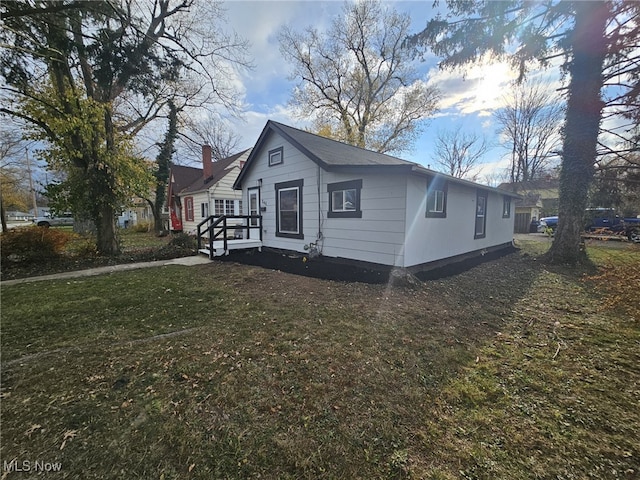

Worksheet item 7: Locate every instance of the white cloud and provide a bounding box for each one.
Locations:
[225,1,341,103]
[427,61,521,117]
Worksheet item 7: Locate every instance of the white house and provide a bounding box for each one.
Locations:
[168,146,251,234]
[228,121,519,272]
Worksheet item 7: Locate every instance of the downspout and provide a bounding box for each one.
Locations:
[306,164,323,258]
[317,164,322,240]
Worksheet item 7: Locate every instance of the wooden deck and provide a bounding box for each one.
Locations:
[198,238,263,258]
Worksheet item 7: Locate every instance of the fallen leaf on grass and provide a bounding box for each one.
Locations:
[24,424,42,437]
[60,429,78,450]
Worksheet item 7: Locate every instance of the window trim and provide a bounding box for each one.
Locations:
[185,196,194,222]
[327,179,363,218]
[201,202,209,219]
[268,146,284,167]
[475,190,488,239]
[214,199,224,216]
[426,177,448,218]
[502,196,511,218]
[275,179,304,239]
[224,199,235,216]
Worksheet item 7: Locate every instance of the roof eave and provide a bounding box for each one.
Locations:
[409,165,522,198]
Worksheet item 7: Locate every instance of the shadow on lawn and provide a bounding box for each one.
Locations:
[1,245,561,479]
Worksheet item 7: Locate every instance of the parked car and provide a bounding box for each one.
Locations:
[536,210,640,243]
[32,213,74,228]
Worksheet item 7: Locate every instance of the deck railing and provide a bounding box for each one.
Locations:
[196,215,262,258]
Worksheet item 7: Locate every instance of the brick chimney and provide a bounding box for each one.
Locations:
[202,144,213,180]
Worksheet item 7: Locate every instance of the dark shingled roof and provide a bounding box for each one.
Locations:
[169,164,202,194]
[234,121,519,198]
[271,121,411,168]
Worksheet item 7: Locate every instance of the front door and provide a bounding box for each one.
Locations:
[248,187,260,239]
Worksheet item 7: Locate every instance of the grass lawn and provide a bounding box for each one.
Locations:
[1,240,639,479]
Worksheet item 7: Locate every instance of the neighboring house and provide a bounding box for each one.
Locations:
[118,196,155,229]
[498,178,559,232]
[231,120,519,272]
[168,146,251,233]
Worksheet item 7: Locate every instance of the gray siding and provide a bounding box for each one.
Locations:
[241,133,408,265]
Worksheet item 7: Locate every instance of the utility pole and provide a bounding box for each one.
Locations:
[26,147,38,217]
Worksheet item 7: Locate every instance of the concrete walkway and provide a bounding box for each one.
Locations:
[0,255,211,286]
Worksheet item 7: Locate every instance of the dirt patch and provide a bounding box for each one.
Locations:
[215,248,390,283]
[215,246,517,284]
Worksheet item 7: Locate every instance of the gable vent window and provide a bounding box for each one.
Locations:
[327,179,363,218]
[268,147,283,167]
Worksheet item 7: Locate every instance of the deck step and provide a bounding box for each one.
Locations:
[198,248,227,258]
[198,239,263,259]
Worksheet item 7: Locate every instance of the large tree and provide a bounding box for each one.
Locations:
[0,0,250,254]
[495,79,564,183]
[279,0,439,154]
[410,0,639,264]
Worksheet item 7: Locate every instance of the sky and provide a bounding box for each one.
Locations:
[18,0,562,188]
[190,0,542,185]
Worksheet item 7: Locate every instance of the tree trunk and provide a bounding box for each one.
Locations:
[96,204,119,255]
[152,101,176,235]
[546,1,608,265]
[153,201,165,234]
[0,197,7,232]
[94,106,121,255]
